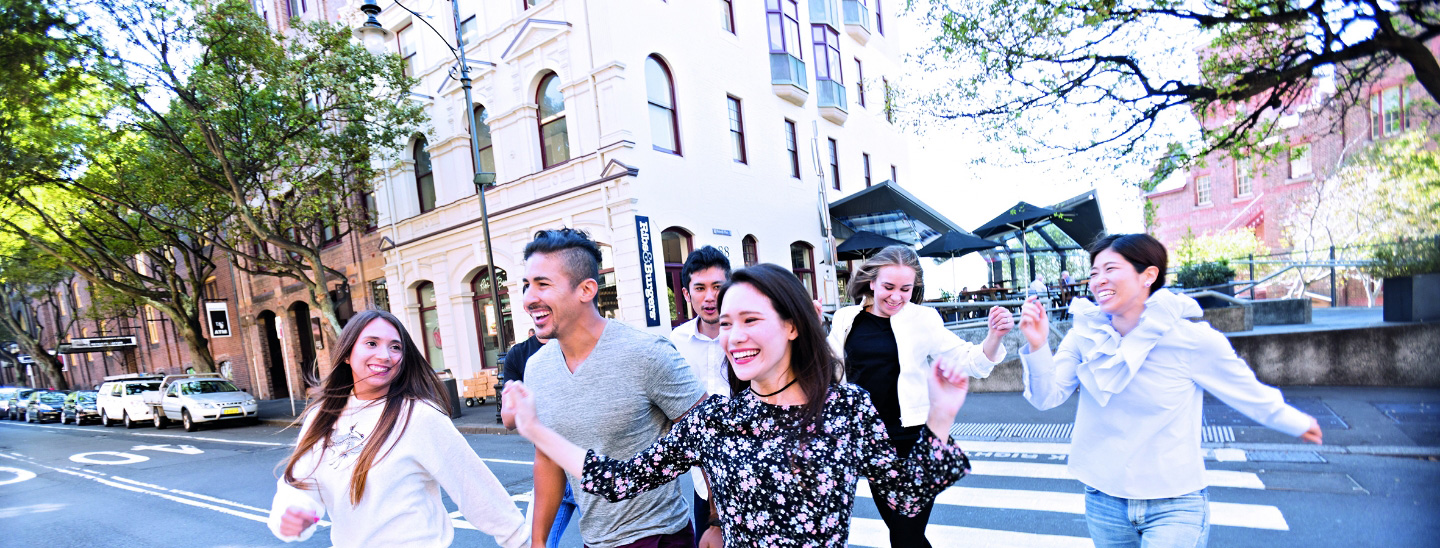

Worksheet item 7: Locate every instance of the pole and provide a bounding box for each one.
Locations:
[1329,245,1337,307]
[1247,254,1255,299]
[450,0,509,360]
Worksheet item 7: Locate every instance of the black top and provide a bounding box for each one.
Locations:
[581,386,970,547]
[501,336,546,382]
[844,310,903,434]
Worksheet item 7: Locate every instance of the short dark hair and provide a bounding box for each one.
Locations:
[1088,234,1167,295]
[523,228,602,287]
[681,246,732,288]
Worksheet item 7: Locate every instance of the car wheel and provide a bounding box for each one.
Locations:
[182,409,198,432]
[124,412,136,429]
[154,414,167,429]
[464,397,476,407]
[100,410,113,427]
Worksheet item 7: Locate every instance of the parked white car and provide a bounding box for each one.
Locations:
[96,376,163,428]
[143,374,258,432]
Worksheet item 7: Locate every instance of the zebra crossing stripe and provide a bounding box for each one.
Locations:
[960,440,1073,455]
[848,517,1093,547]
[854,481,1289,531]
[971,460,1265,489]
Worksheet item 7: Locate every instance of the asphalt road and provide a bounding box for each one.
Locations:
[2,418,1438,547]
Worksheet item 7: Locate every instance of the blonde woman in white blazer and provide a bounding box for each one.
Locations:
[827,245,1013,547]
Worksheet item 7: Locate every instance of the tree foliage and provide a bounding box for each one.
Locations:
[910,0,1440,168]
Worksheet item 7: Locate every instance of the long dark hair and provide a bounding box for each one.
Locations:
[281,309,450,504]
[721,264,841,446]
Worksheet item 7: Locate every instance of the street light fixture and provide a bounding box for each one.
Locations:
[356,0,510,357]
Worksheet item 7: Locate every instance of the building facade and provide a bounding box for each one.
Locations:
[362,0,914,380]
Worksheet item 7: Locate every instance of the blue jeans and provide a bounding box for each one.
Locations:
[1084,485,1210,548]
[549,482,579,547]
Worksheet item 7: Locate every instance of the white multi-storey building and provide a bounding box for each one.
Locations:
[355,0,914,378]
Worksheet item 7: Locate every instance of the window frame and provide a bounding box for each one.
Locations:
[1235,157,1254,197]
[875,0,884,35]
[646,55,682,156]
[397,24,418,77]
[537,72,571,169]
[661,228,695,327]
[471,104,496,180]
[1370,85,1407,139]
[1195,174,1212,206]
[828,138,840,191]
[812,24,843,85]
[728,95,748,164]
[882,77,894,123]
[414,136,436,214]
[361,191,379,231]
[891,164,897,183]
[784,119,800,178]
[1289,144,1312,179]
[417,282,443,369]
[855,58,865,107]
[721,0,736,34]
[470,267,510,370]
[863,153,872,187]
[765,0,803,58]
[790,241,817,299]
[742,235,759,267]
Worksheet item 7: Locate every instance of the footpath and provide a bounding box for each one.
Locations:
[258,386,1440,457]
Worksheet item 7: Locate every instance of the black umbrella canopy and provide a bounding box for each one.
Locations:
[972,202,1059,239]
[836,231,909,261]
[917,231,1001,258]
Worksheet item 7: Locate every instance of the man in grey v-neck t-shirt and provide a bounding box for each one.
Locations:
[527,320,705,547]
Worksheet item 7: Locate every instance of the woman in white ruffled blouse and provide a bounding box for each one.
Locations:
[1017,234,1322,548]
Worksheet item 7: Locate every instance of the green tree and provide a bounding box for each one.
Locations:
[0,241,75,390]
[909,0,1439,164]
[87,0,423,340]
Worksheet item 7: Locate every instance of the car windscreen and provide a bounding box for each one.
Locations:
[188,380,240,394]
[125,383,160,395]
[38,392,65,403]
[77,392,97,402]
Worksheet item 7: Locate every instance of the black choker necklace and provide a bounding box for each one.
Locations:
[749,378,799,398]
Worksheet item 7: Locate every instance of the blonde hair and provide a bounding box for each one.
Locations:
[846,244,924,305]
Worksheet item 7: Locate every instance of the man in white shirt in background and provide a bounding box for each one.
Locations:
[666,246,731,548]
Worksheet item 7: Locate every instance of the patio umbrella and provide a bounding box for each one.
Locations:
[917,231,1002,299]
[835,230,909,261]
[973,202,1058,283]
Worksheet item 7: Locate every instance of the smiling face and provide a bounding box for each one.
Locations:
[683,266,729,325]
[868,264,916,318]
[522,251,594,340]
[718,282,797,386]
[348,318,405,400]
[1089,248,1158,318]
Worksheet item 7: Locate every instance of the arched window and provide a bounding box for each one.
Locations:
[417,282,444,370]
[742,235,759,267]
[661,227,694,327]
[537,73,570,168]
[597,243,619,318]
[414,136,436,213]
[471,268,510,370]
[645,55,681,155]
[790,241,816,298]
[472,105,496,182]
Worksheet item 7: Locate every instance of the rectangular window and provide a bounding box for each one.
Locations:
[728,95,747,164]
[1236,158,1253,196]
[1195,175,1212,205]
[397,25,419,77]
[812,25,842,85]
[891,164,897,183]
[785,119,800,178]
[371,279,390,312]
[766,0,803,57]
[1289,144,1312,178]
[876,0,884,35]
[863,153,872,187]
[459,2,480,46]
[828,138,840,191]
[362,191,378,230]
[321,218,339,246]
[721,0,735,34]
[883,77,894,123]
[855,58,865,107]
[144,305,160,344]
[202,279,220,301]
[1370,86,1406,139]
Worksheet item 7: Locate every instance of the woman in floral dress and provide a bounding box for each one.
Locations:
[505,263,974,546]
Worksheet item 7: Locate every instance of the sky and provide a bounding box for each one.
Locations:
[883,7,1178,295]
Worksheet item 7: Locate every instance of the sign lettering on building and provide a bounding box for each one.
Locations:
[206,301,232,338]
[635,215,662,327]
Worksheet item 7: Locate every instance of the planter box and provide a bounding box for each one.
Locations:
[1252,298,1311,326]
[1193,284,1236,310]
[1383,274,1440,323]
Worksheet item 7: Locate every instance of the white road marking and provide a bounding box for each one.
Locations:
[0,453,271,523]
[69,451,150,465]
[482,458,536,466]
[105,475,273,515]
[849,516,1094,548]
[132,444,205,455]
[959,440,1074,455]
[972,460,1265,489]
[131,433,289,446]
[854,481,1289,531]
[1212,448,1248,462]
[0,466,38,486]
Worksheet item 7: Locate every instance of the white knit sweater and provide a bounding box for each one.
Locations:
[267,396,530,547]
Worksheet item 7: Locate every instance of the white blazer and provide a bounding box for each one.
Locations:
[828,300,1004,427]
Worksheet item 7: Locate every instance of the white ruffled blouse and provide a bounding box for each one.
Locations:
[1020,289,1312,500]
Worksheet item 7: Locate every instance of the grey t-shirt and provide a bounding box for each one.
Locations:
[527,320,706,548]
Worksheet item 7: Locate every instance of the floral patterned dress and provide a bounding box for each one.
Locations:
[580,383,969,547]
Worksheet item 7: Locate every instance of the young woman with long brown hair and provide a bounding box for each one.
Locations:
[267,309,529,547]
[505,264,975,546]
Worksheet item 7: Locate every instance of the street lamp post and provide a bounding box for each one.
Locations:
[356,0,509,360]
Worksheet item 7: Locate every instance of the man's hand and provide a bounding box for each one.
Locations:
[1018,296,1048,353]
[278,507,318,537]
[698,524,724,548]
[501,381,539,436]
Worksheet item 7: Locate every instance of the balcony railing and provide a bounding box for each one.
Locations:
[817,79,847,111]
[771,52,809,105]
[843,0,872,43]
